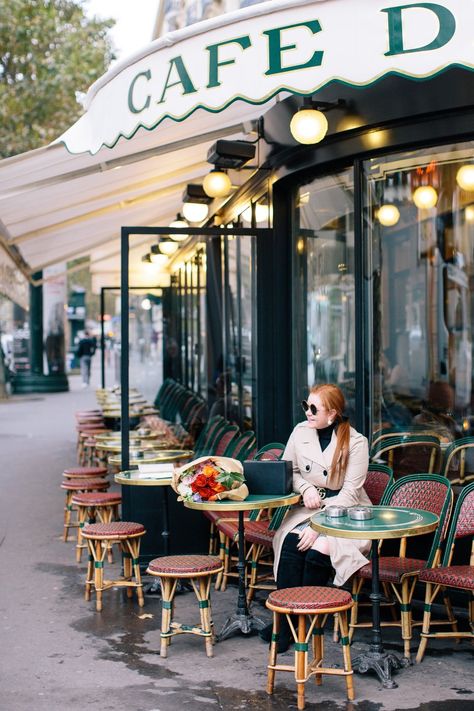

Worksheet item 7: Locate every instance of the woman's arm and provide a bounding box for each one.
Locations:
[283,429,322,506]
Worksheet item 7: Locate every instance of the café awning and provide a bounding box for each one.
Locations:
[0,0,472,289]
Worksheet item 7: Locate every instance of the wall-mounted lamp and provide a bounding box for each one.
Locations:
[241,203,269,224]
[206,139,256,169]
[456,164,474,191]
[169,213,189,241]
[412,185,438,209]
[182,184,211,223]
[150,246,169,266]
[203,168,233,198]
[290,97,345,145]
[141,298,152,310]
[158,239,179,256]
[377,204,400,227]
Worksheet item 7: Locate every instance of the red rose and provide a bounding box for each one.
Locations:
[194,474,207,487]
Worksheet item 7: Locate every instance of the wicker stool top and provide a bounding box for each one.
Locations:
[82,521,145,539]
[64,466,107,477]
[61,478,110,491]
[267,586,353,613]
[71,492,122,506]
[147,555,222,576]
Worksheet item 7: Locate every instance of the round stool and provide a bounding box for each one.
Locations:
[147,555,223,658]
[63,466,108,479]
[60,478,110,541]
[266,586,355,710]
[82,521,146,611]
[77,430,109,464]
[71,491,122,563]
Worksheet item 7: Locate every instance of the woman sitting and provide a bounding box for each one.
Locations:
[260,383,371,651]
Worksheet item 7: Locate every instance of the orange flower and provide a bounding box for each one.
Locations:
[202,464,217,478]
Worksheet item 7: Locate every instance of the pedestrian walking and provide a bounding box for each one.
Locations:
[76,330,96,387]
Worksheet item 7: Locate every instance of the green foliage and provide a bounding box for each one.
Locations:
[0,0,115,158]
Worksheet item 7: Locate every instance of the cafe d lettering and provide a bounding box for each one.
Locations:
[128,3,458,115]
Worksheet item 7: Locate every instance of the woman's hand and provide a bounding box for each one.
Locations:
[303,487,321,509]
[297,527,318,551]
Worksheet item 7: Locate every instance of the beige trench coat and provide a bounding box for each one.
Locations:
[273,421,371,586]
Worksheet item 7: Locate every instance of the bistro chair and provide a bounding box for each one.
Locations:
[349,473,453,658]
[223,430,257,461]
[442,437,474,486]
[72,491,122,563]
[61,477,110,542]
[370,434,442,478]
[147,555,223,658]
[266,586,354,710]
[82,521,146,612]
[363,463,393,505]
[416,482,474,662]
[63,466,108,479]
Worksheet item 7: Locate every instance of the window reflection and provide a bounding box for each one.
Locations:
[294,169,356,423]
[365,143,474,443]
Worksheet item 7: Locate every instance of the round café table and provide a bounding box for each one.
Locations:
[185,492,300,641]
[310,505,439,688]
[108,449,193,469]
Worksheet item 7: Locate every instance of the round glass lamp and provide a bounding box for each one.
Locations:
[203,169,232,198]
[241,203,269,224]
[182,201,209,223]
[290,108,328,145]
[158,239,178,256]
[465,205,474,223]
[169,213,189,241]
[413,185,438,209]
[149,250,168,267]
[377,204,400,227]
[456,165,474,191]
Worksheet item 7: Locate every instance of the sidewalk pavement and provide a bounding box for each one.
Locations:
[0,375,473,711]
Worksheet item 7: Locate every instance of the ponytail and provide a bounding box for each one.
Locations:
[310,383,351,488]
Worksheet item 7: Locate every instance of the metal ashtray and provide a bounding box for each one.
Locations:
[325,505,348,518]
[348,506,373,521]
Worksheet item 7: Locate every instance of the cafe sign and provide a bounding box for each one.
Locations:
[60,0,473,154]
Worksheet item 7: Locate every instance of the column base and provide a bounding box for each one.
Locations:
[12,373,69,394]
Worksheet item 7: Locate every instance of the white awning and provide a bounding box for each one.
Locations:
[0,0,471,287]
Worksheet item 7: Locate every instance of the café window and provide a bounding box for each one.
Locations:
[365,142,474,442]
[293,169,356,424]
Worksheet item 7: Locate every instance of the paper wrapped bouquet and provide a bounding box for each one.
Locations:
[172,456,248,502]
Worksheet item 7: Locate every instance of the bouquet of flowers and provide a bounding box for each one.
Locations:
[172,456,248,503]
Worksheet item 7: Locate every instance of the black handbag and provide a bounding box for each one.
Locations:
[243,460,293,495]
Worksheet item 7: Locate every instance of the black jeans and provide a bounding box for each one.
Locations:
[277,532,333,590]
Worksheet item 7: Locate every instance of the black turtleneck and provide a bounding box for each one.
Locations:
[317,422,336,451]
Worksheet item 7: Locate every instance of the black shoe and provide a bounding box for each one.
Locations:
[258,622,273,643]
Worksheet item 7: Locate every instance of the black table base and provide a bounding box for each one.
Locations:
[353,539,410,688]
[217,510,265,641]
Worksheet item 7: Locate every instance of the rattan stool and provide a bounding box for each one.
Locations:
[60,477,110,541]
[71,492,122,563]
[82,521,146,611]
[147,555,223,658]
[63,466,108,479]
[266,586,354,710]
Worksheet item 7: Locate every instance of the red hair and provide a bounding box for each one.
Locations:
[310,384,350,488]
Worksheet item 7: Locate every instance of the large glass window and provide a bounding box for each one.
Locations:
[293,169,356,423]
[365,142,474,442]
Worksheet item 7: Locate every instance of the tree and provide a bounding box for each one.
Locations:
[0,0,115,158]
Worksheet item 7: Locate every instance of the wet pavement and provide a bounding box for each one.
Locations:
[0,374,473,711]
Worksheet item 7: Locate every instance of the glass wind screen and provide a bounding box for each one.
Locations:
[293,169,355,424]
[365,141,474,445]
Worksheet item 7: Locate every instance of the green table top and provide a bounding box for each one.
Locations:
[184,492,300,512]
[115,470,173,486]
[310,506,439,540]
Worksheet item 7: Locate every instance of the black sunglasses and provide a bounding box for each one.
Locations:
[301,400,320,416]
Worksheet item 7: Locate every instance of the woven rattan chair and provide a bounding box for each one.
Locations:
[349,474,453,658]
[72,491,122,563]
[371,434,442,478]
[147,555,223,657]
[442,437,474,485]
[416,482,474,662]
[82,521,146,611]
[61,477,110,542]
[266,586,354,710]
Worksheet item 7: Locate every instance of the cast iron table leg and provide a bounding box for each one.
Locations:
[217,510,265,641]
[144,485,171,594]
[352,539,410,687]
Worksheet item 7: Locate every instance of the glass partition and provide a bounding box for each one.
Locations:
[364,141,474,442]
[293,169,356,424]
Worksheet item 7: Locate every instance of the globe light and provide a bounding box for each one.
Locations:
[203,169,232,198]
[141,298,152,310]
[412,185,438,209]
[182,201,209,223]
[290,108,328,145]
[169,213,189,241]
[241,203,269,224]
[377,204,400,227]
[456,165,474,191]
[158,239,178,256]
[465,205,474,223]
[150,252,168,267]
